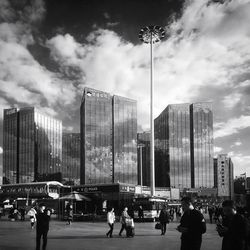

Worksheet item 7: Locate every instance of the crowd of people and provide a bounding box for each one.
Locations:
[0,199,250,250]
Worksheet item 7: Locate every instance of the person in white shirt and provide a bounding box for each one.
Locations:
[106,207,115,238]
[28,207,37,229]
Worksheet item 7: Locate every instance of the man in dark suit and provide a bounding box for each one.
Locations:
[36,203,51,250]
[177,197,206,250]
[216,200,248,250]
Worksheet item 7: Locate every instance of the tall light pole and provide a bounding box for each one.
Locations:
[139,25,165,197]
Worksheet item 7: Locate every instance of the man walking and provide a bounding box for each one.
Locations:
[177,197,206,250]
[36,203,51,250]
[159,205,170,235]
[119,207,129,236]
[106,207,115,238]
[216,200,248,250]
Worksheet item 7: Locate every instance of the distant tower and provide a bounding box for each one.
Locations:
[216,154,234,199]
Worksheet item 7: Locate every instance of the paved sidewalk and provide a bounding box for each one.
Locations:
[0,218,222,250]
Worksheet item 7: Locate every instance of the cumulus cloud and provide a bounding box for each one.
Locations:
[46,0,250,129]
[0,0,77,120]
[214,116,250,138]
[214,146,223,154]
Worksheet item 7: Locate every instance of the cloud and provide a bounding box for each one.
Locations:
[0,0,77,120]
[214,116,250,138]
[0,146,3,154]
[222,93,242,109]
[214,146,223,154]
[46,0,250,130]
[226,151,250,176]
[230,140,242,148]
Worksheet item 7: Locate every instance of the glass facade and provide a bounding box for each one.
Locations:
[62,133,80,185]
[154,102,213,189]
[81,88,113,184]
[3,107,62,184]
[80,87,138,185]
[155,104,191,188]
[137,132,150,186]
[3,108,18,184]
[190,103,214,188]
[113,96,137,184]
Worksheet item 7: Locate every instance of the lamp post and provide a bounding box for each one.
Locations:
[139,26,165,197]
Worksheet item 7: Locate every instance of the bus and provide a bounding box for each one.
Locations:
[133,196,168,222]
[0,181,64,200]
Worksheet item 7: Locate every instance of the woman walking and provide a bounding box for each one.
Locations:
[106,207,115,238]
[28,206,37,229]
[159,205,170,235]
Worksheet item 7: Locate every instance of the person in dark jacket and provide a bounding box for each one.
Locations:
[177,197,206,250]
[36,203,51,250]
[159,205,170,235]
[216,200,248,250]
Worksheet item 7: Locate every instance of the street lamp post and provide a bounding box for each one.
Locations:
[139,26,165,197]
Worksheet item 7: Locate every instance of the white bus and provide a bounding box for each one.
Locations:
[133,197,168,222]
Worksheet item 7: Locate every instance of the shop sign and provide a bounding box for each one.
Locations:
[120,185,135,193]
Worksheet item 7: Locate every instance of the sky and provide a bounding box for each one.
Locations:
[0,0,250,177]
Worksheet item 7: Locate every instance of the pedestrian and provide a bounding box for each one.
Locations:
[159,204,170,235]
[28,206,37,229]
[0,206,3,219]
[216,200,248,250]
[208,206,214,224]
[66,203,73,225]
[177,197,206,250]
[119,207,129,236]
[138,206,144,222]
[20,207,25,221]
[106,207,115,238]
[36,203,51,250]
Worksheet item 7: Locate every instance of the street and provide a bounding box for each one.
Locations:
[0,218,222,250]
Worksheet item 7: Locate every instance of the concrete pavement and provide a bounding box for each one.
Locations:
[0,217,222,250]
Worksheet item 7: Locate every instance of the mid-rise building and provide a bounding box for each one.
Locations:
[80,87,137,185]
[215,154,234,199]
[62,133,80,185]
[3,107,62,184]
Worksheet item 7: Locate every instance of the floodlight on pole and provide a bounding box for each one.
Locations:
[139,25,165,197]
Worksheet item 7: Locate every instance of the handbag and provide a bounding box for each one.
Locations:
[155,222,162,230]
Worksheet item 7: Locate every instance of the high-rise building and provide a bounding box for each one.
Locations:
[154,102,214,189]
[80,87,137,185]
[62,133,80,185]
[215,154,234,199]
[3,107,62,184]
[137,132,150,186]
[190,103,214,188]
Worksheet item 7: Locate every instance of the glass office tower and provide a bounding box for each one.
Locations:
[62,133,80,185]
[190,103,214,188]
[113,96,137,184]
[154,102,213,189]
[81,88,113,184]
[80,87,138,185]
[3,108,18,184]
[155,104,191,188]
[3,107,62,184]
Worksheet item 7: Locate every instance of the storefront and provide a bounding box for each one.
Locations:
[64,183,136,215]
